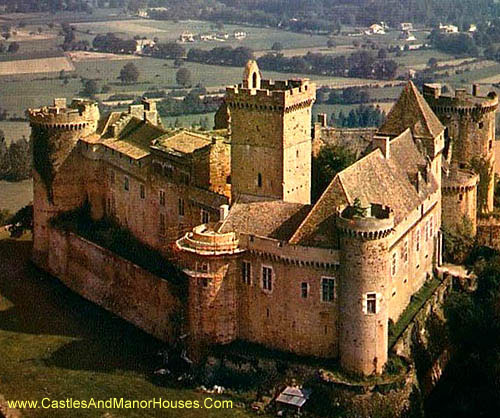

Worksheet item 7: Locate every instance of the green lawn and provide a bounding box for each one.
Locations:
[0,235,259,418]
[0,179,33,212]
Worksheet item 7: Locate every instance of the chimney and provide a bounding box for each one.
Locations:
[373,135,390,159]
[219,204,229,221]
[317,113,327,127]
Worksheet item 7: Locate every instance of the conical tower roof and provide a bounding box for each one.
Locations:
[379,81,444,139]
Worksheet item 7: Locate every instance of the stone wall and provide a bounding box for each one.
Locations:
[477,216,500,251]
[47,227,184,343]
[312,124,377,156]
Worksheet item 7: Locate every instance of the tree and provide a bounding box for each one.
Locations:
[82,79,99,97]
[312,144,357,201]
[119,62,140,84]
[7,204,33,238]
[327,39,336,49]
[271,42,283,52]
[377,48,387,59]
[0,209,12,227]
[7,136,31,181]
[427,57,439,69]
[176,67,192,87]
[7,42,19,53]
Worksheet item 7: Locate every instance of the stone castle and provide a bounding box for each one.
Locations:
[27,61,498,376]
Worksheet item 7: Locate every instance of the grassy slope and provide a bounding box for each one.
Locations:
[0,233,258,418]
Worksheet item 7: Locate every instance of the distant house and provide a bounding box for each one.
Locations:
[399,30,416,42]
[234,31,247,40]
[179,32,195,43]
[135,39,155,53]
[400,22,413,31]
[468,24,477,32]
[365,24,386,35]
[439,23,459,34]
[137,9,148,17]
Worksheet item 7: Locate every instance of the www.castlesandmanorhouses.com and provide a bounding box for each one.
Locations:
[7,397,233,410]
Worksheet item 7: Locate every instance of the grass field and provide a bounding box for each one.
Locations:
[0,121,31,144]
[0,233,259,418]
[0,180,33,212]
[73,18,332,52]
[0,57,74,76]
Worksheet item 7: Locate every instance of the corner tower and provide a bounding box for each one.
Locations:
[226,61,315,204]
[337,203,394,375]
[27,98,99,266]
[423,84,498,213]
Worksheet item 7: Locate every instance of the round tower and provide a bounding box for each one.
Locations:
[337,203,395,376]
[442,167,479,235]
[424,84,498,213]
[27,98,100,266]
[176,224,244,358]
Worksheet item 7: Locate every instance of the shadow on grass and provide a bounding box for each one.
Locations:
[0,237,166,376]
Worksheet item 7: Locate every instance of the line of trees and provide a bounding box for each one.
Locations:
[0,131,32,182]
[257,51,398,80]
[330,104,386,129]
[186,46,254,67]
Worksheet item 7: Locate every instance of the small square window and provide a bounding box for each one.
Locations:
[201,209,209,224]
[301,282,308,298]
[178,198,185,216]
[366,293,377,314]
[321,277,335,302]
[242,261,251,285]
[262,266,272,291]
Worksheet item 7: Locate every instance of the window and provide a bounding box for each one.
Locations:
[201,209,209,224]
[178,198,185,216]
[140,184,145,199]
[242,261,251,285]
[366,293,377,314]
[262,266,272,291]
[391,252,397,276]
[489,139,493,151]
[200,263,209,273]
[459,193,463,202]
[425,221,429,242]
[321,277,335,302]
[416,229,420,252]
[430,216,434,238]
[124,176,129,191]
[257,173,262,188]
[479,121,484,129]
[159,213,166,236]
[202,278,208,288]
[402,240,409,264]
[159,190,165,206]
[110,170,115,185]
[301,282,309,298]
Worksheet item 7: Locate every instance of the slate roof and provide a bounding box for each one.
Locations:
[101,117,166,160]
[290,129,438,247]
[379,81,444,139]
[154,130,212,155]
[219,196,310,241]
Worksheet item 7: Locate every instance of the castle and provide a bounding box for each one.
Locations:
[27,61,497,376]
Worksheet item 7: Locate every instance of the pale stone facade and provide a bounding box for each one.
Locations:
[30,62,449,376]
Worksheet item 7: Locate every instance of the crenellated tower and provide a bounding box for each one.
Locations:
[226,60,315,204]
[27,98,100,266]
[337,203,395,375]
[424,84,498,213]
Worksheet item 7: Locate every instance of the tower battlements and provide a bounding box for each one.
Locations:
[226,78,315,111]
[337,204,394,240]
[176,224,243,255]
[442,168,479,194]
[27,98,100,129]
[423,84,498,114]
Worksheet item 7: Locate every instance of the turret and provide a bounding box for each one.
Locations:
[337,203,395,375]
[27,98,100,266]
[176,224,244,358]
